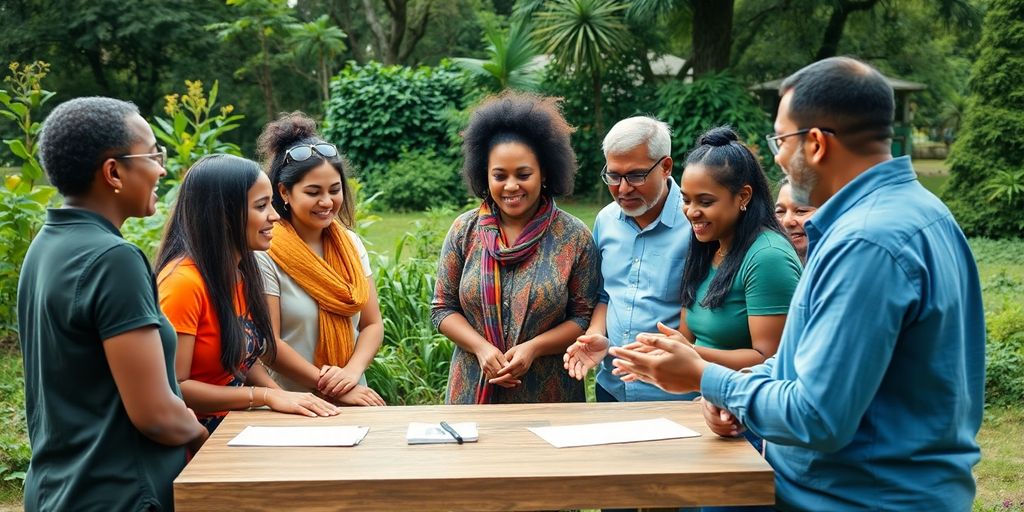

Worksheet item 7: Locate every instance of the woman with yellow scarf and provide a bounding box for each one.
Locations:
[254,113,385,406]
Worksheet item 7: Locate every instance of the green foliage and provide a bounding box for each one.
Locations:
[0,345,29,488]
[655,73,775,178]
[943,0,1024,239]
[0,61,55,187]
[323,60,472,182]
[539,59,656,198]
[532,0,632,75]
[454,20,543,92]
[985,301,1024,408]
[152,80,244,179]
[374,149,466,212]
[0,62,58,336]
[365,209,455,405]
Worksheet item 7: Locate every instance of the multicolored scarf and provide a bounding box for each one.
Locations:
[476,195,557,403]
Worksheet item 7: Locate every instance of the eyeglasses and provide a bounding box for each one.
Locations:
[765,128,835,156]
[115,145,167,167]
[601,155,667,186]
[284,143,339,164]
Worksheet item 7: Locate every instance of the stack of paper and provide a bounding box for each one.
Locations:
[528,417,699,448]
[406,422,479,444]
[227,426,369,447]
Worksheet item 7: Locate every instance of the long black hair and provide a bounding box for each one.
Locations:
[681,126,784,310]
[156,154,277,377]
[257,112,355,227]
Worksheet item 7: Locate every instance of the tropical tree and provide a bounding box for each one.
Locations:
[288,15,348,105]
[208,0,297,122]
[532,0,633,137]
[454,20,542,92]
[943,0,1024,238]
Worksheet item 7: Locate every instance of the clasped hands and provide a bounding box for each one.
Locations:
[476,342,537,388]
[316,365,386,406]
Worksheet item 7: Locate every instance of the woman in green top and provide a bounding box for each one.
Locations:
[19,97,208,511]
[649,126,801,372]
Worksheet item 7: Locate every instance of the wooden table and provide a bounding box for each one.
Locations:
[174,401,774,511]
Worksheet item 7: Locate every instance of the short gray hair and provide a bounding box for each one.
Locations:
[602,116,671,160]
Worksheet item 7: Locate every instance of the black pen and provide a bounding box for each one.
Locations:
[439,421,464,444]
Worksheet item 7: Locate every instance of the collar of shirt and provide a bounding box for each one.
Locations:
[615,176,683,231]
[45,207,122,237]
[804,156,916,253]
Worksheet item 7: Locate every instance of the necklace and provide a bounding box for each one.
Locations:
[715,246,728,259]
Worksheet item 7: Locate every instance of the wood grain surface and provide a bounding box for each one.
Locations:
[174,401,774,511]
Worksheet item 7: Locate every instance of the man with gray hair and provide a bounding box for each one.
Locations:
[564,116,694,403]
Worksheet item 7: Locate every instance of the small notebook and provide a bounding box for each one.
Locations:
[406,422,479,444]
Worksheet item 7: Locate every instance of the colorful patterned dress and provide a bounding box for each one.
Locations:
[431,207,600,404]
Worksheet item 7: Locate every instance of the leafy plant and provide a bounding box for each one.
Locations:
[454,20,543,92]
[0,61,59,335]
[0,61,55,188]
[985,300,1024,408]
[323,60,472,182]
[982,169,1024,204]
[151,79,244,180]
[365,209,456,405]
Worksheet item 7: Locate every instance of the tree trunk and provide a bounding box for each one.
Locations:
[815,0,879,60]
[691,0,734,76]
[259,32,277,122]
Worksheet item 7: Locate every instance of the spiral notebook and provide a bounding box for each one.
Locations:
[406,422,479,444]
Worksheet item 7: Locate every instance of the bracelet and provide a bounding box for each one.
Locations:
[247,385,255,410]
[261,387,270,408]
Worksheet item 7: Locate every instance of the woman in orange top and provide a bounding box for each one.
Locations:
[157,154,343,432]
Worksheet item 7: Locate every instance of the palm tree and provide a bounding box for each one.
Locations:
[289,15,348,105]
[454,20,542,92]
[532,0,633,137]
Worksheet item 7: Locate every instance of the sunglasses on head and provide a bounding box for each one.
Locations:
[284,143,339,164]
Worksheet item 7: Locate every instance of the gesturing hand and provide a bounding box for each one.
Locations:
[609,333,706,394]
[475,343,509,381]
[563,333,610,381]
[263,388,341,417]
[317,364,361,398]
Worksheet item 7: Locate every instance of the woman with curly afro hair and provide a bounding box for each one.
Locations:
[431,92,600,404]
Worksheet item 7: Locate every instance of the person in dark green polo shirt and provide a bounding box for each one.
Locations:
[18,97,208,511]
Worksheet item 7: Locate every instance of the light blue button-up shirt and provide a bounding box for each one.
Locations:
[594,177,694,401]
[702,157,985,511]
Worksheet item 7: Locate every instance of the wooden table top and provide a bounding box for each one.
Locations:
[174,401,774,511]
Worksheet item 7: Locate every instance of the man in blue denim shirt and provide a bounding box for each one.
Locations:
[563,116,694,402]
[610,57,985,511]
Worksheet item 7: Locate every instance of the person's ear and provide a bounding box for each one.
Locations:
[806,128,831,165]
[738,184,753,210]
[277,182,290,203]
[100,157,123,193]
[660,156,674,177]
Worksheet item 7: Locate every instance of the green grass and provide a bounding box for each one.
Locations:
[0,340,28,507]
[974,407,1024,511]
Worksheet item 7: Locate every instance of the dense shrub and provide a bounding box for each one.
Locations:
[943,0,1024,239]
[655,73,775,180]
[985,301,1024,407]
[323,61,472,182]
[373,149,467,212]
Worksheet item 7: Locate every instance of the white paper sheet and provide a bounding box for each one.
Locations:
[527,417,700,448]
[227,425,369,447]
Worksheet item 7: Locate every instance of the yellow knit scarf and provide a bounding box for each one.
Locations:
[267,219,368,368]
